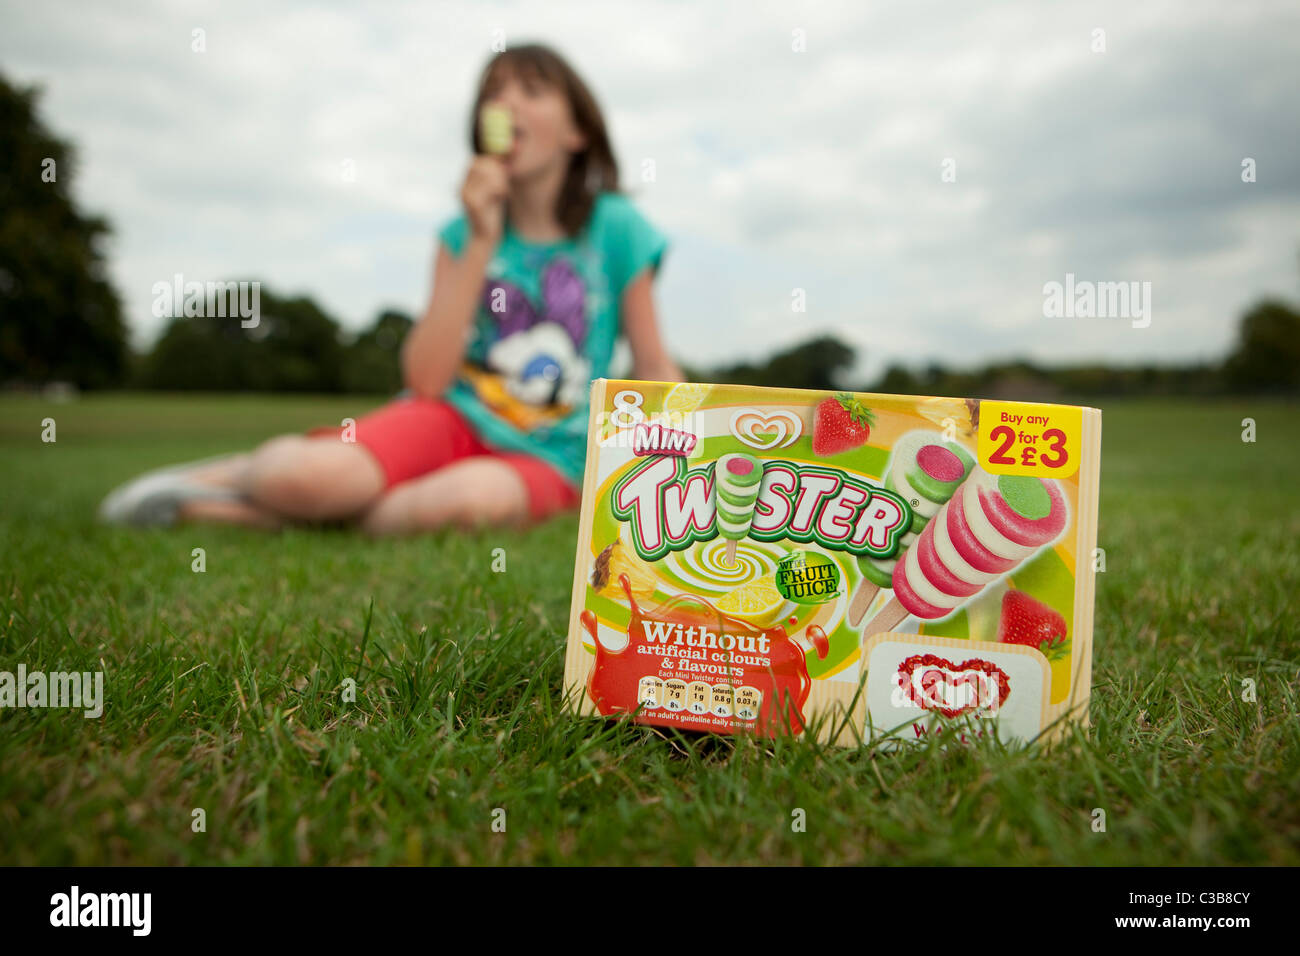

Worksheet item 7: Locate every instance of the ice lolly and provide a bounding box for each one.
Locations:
[479,104,513,155]
[859,469,1068,638]
[715,453,765,567]
[847,437,975,625]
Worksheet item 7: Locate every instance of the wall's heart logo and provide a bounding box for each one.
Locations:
[895,654,1010,718]
[729,408,803,451]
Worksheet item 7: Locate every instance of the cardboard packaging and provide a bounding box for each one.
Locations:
[563,380,1101,748]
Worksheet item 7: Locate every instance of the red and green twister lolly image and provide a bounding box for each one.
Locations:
[715,452,765,567]
[812,393,876,456]
[859,469,1068,638]
[848,433,976,625]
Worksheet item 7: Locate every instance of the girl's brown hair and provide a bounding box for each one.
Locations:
[470,44,619,238]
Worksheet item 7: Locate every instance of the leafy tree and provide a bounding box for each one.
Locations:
[876,364,920,394]
[341,309,413,394]
[710,334,855,391]
[1222,299,1300,392]
[0,74,127,387]
[141,287,346,392]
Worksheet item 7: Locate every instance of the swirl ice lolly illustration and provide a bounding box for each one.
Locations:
[847,437,975,625]
[479,104,513,155]
[859,470,1068,639]
[715,452,765,567]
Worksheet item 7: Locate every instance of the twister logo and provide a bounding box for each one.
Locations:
[611,456,911,562]
[893,654,1011,718]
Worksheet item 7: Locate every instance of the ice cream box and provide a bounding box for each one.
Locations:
[563,379,1101,749]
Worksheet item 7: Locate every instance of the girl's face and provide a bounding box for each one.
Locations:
[482,66,586,180]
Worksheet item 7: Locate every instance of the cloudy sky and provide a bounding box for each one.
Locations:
[3,0,1297,382]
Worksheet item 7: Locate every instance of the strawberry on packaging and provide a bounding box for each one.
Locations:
[997,589,1070,662]
[812,393,875,456]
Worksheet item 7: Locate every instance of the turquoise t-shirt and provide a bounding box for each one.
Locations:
[437,191,667,488]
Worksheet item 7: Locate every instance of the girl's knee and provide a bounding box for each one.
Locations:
[473,484,530,527]
[246,449,323,517]
[358,488,413,536]
[435,469,530,529]
[360,465,529,534]
[246,437,383,520]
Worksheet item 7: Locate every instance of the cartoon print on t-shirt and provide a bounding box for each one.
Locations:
[458,258,591,431]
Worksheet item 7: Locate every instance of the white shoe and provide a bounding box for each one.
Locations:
[98,455,245,527]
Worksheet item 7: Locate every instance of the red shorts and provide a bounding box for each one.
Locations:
[313,397,581,523]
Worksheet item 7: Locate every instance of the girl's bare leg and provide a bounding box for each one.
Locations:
[243,435,386,520]
[183,453,255,489]
[178,435,387,526]
[169,453,272,526]
[359,458,531,536]
[179,496,285,529]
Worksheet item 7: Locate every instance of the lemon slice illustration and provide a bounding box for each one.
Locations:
[715,575,789,628]
[661,383,711,458]
[663,383,711,417]
[917,396,978,438]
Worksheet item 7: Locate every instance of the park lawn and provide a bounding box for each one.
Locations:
[0,392,1296,865]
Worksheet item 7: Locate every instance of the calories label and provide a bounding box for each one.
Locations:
[638,676,762,720]
[977,401,1082,479]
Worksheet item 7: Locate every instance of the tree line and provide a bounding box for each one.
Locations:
[685,301,1300,399]
[139,294,411,395]
[3,72,1297,398]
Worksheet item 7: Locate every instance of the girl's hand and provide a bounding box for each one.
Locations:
[461,156,509,243]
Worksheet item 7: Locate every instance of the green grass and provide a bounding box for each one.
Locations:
[1,392,1297,865]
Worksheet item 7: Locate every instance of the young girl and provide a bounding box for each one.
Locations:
[100,44,682,533]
